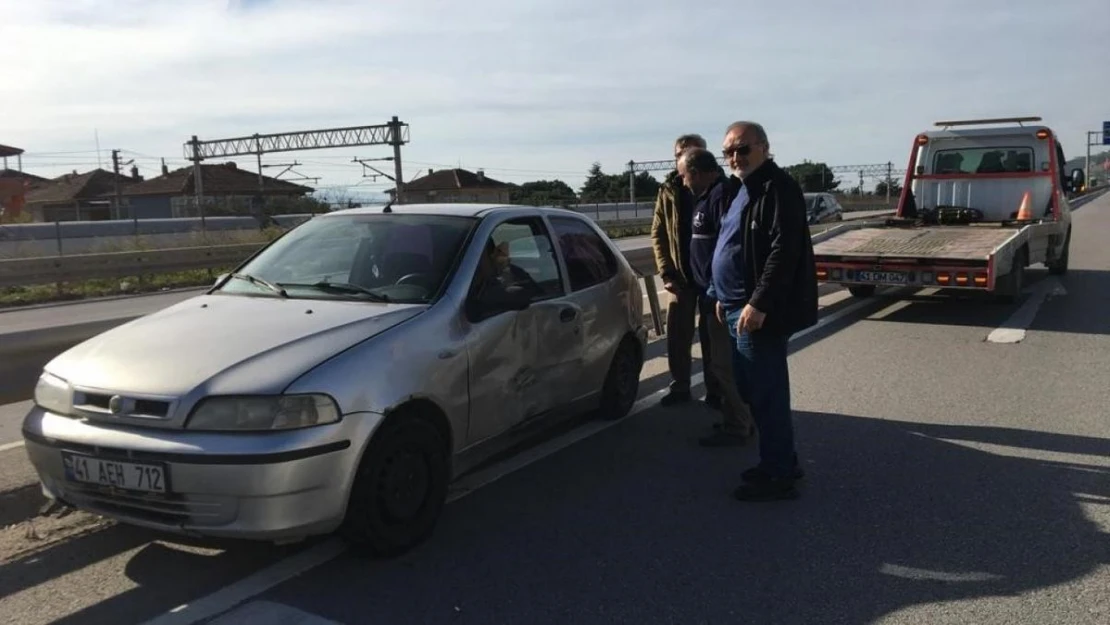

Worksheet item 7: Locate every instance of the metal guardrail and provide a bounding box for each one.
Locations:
[0,212,894,338]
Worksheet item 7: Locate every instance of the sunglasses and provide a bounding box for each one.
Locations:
[723,144,754,158]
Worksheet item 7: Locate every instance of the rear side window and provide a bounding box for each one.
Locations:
[547,216,619,292]
[932,147,1035,174]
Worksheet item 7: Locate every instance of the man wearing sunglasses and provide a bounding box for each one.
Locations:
[651,133,724,409]
[707,121,818,501]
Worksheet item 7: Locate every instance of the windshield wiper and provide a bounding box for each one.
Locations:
[228,273,287,297]
[278,281,391,302]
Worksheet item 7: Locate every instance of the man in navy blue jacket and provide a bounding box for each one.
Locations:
[677,147,755,447]
[708,121,819,501]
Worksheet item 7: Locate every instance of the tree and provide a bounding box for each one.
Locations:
[509,179,578,206]
[874,180,902,197]
[578,163,660,203]
[785,160,840,192]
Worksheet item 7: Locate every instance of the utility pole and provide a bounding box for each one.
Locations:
[188,135,206,229]
[111,149,122,220]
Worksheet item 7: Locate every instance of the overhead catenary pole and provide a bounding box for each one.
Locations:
[189,135,206,230]
[627,161,636,205]
[388,116,406,204]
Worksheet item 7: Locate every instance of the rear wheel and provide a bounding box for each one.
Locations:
[341,415,449,558]
[596,336,643,420]
[847,285,876,298]
[1047,229,1070,275]
[995,248,1027,304]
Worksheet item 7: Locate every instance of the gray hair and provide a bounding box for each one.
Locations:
[674,133,707,150]
[679,146,720,175]
[725,121,769,145]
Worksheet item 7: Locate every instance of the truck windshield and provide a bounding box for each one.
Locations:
[932,147,1036,175]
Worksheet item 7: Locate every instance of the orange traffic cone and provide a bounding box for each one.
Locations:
[1016,191,1033,221]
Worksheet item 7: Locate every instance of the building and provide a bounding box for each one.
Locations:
[0,143,48,220]
[393,168,511,204]
[22,168,143,222]
[121,161,315,219]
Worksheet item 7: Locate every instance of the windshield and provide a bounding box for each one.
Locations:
[216,213,477,303]
[804,195,818,212]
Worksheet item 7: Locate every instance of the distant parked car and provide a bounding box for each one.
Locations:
[804,192,844,225]
[22,203,647,557]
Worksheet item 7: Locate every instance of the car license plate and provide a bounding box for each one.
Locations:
[62,452,169,494]
[854,270,910,284]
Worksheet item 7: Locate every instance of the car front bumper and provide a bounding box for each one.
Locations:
[21,405,383,541]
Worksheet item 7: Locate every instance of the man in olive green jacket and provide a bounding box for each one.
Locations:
[651,133,721,407]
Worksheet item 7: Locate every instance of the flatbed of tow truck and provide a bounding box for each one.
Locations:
[813,116,1081,303]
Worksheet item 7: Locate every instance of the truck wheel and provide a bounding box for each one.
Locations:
[995,249,1027,304]
[848,285,876,298]
[1047,229,1070,275]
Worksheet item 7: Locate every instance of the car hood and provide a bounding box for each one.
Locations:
[46,293,425,398]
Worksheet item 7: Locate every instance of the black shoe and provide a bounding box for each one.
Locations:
[698,429,749,447]
[660,390,692,406]
[734,478,799,501]
[741,463,805,483]
[703,395,722,410]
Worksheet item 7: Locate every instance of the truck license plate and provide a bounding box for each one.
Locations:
[62,452,168,494]
[855,270,909,284]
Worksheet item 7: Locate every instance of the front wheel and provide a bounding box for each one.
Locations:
[341,416,449,558]
[596,337,643,420]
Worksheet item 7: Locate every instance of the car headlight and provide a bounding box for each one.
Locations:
[34,372,73,416]
[185,394,341,431]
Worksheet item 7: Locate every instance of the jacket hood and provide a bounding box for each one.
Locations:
[45,292,424,398]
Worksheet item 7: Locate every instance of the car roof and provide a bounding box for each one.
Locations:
[321,202,589,220]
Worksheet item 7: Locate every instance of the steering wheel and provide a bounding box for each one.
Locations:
[396,272,434,286]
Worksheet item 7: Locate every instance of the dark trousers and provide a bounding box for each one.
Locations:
[665,285,719,398]
[723,307,797,477]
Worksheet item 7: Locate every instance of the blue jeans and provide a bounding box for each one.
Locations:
[724,307,797,478]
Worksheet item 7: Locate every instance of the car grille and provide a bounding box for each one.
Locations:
[71,389,174,420]
[61,483,232,527]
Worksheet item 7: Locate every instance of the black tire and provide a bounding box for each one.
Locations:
[597,336,643,421]
[341,415,449,558]
[848,285,876,298]
[995,248,1027,304]
[1047,229,1070,275]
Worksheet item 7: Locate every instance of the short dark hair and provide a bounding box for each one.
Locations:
[680,146,720,175]
[674,133,707,150]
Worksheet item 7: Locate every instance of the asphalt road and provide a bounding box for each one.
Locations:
[0,197,1106,624]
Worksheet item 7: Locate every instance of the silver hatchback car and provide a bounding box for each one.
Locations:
[22,203,647,556]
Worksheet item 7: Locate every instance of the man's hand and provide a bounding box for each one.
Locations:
[663,279,678,294]
[737,303,766,333]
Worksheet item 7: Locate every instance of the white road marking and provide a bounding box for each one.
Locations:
[986,277,1066,344]
[130,287,883,625]
[0,440,24,453]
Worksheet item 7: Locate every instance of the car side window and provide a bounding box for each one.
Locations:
[475,218,565,301]
[547,216,619,292]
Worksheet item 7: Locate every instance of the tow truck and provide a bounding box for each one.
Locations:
[811,116,1087,303]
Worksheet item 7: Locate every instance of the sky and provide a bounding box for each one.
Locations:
[2,0,1108,201]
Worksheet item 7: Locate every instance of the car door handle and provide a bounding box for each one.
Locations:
[559,307,578,322]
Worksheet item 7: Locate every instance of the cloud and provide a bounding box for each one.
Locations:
[2,0,1108,193]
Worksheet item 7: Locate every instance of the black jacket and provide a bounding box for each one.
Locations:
[723,159,818,336]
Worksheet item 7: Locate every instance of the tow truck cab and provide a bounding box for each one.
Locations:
[812,117,1078,301]
[897,116,1082,223]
